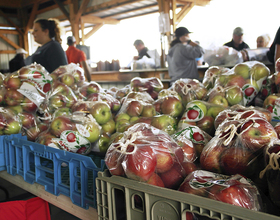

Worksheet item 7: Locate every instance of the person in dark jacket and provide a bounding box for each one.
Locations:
[224,27,250,51]
[133,39,151,60]
[25,18,67,73]
[9,48,27,73]
[267,26,280,64]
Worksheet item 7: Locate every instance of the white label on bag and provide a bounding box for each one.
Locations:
[17,82,45,107]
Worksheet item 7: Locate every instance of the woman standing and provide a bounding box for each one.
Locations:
[167,27,204,85]
[25,18,68,73]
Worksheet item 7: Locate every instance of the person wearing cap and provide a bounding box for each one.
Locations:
[267,26,280,64]
[133,39,151,60]
[9,48,27,73]
[66,36,91,82]
[224,27,250,51]
[167,27,204,85]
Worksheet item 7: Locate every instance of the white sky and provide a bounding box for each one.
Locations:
[75,0,280,67]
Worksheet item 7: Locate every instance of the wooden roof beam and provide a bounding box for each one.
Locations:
[85,0,142,14]
[84,23,103,40]
[82,14,119,24]
[177,0,211,6]
[0,33,21,49]
[176,2,194,24]
[53,0,70,21]
[75,0,90,23]
[0,9,24,35]
[24,1,39,35]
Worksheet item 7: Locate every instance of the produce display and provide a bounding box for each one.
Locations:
[3,60,280,215]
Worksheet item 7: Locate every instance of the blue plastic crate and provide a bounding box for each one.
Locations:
[3,136,105,209]
[0,133,26,171]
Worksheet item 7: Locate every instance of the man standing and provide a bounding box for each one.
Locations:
[133,39,151,60]
[224,27,250,51]
[66,36,91,82]
[9,48,27,73]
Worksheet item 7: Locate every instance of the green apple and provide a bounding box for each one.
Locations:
[206,105,225,119]
[208,95,228,108]
[226,86,243,106]
[141,103,156,117]
[234,63,250,79]
[130,116,140,123]
[90,102,112,125]
[83,120,101,143]
[115,112,131,122]
[4,119,21,134]
[8,105,23,114]
[101,118,116,135]
[94,133,111,155]
[250,63,270,81]
[151,114,177,135]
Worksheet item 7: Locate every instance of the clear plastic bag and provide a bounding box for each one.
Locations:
[179,170,262,211]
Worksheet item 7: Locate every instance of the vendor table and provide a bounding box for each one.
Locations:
[90,66,209,89]
[0,171,98,220]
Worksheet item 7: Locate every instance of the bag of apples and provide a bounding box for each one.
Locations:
[169,78,208,106]
[214,61,270,106]
[202,65,230,90]
[200,116,277,192]
[206,84,244,107]
[50,63,86,91]
[36,113,101,155]
[42,81,78,120]
[130,77,163,100]
[260,138,280,208]
[179,100,226,136]
[114,94,157,132]
[179,170,262,211]
[105,123,193,189]
[214,104,272,130]
[3,63,53,113]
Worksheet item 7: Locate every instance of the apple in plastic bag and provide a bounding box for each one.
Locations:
[234,63,250,79]
[3,74,22,89]
[151,114,177,135]
[90,101,112,125]
[240,117,277,151]
[160,96,184,117]
[4,89,25,106]
[4,118,21,135]
[123,144,157,182]
[125,100,143,117]
[49,116,74,137]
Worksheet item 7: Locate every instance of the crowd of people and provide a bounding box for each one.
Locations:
[7,17,280,86]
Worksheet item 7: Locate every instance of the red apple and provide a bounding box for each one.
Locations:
[124,145,157,182]
[200,143,225,173]
[240,117,277,151]
[160,96,184,117]
[125,100,144,117]
[225,74,246,88]
[3,74,22,89]
[159,163,185,189]
[4,89,24,106]
[146,173,165,187]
